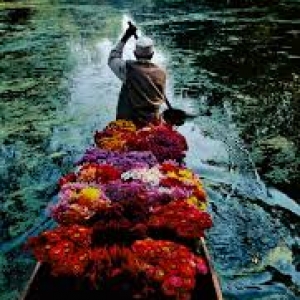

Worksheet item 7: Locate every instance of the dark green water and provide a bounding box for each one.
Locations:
[0,0,299,299]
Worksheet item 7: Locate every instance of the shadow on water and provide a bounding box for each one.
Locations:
[5,8,33,24]
[0,1,300,299]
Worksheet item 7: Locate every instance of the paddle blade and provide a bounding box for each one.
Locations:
[162,108,192,126]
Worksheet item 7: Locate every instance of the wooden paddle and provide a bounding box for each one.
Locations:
[163,96,199,126]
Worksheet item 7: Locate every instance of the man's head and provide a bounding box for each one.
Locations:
[134,37,154,60]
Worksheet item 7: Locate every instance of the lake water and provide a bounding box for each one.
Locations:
[0,1,299,299]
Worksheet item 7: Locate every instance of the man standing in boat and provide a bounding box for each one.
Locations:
[108,22,166,126]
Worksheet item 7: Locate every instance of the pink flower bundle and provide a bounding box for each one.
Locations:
[50,183,110,224]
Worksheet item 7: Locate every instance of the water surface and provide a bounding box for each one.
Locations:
[0,1,299,299]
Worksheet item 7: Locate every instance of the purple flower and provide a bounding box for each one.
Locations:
[77,149,158,172]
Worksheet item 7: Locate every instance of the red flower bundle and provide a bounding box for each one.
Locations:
[148,201,213,240]
[58,164,121,188]
[159,161,181,173]
[91,198,149,245]
[58,172,77,187]
[88,245,156,298]
[26,225,91,276]
[132,239,208,299]
[126,124,188,162]
[77,163,121,184]
[160,176,187,189]
[94,121,187,162]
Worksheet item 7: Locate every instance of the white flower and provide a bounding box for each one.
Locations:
[121,167,163,186]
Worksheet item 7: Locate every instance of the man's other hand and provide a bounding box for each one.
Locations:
[121,22,137,43]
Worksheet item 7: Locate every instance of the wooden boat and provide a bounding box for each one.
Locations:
[20,238,222,300]
[20,118,223,300]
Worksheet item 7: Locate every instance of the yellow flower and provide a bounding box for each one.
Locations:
[79,187,101,202]
[167,169,197,185]
[197,201,207,211]
[186,196,207,211]
[186,196,198,207]
[195,180,204,188]
[167,171,177,178]
[178,169,194,180]
[107,120,136,132]
[99,137,125,151]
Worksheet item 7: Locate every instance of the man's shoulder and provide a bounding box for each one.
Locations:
[127,60,165,71]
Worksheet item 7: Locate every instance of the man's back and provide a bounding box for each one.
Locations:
[108,28,166,125]
[119,60,166,122]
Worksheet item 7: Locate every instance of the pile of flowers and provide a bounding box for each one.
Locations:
[27,229,208,300]
[77,148,158,172]
[26,119,214,300]
[159,161,207,210]
[132,239,208,298]
[52,161,208,226]
[94,120,137,151]
[148,200,213,241]
[50,183,111,224]
[94,120,188,162]
[26,225,91,276]
[126,123,188,163]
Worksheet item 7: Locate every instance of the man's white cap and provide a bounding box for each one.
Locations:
[135,36,154,58]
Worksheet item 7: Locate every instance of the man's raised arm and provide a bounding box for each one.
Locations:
[108,22,137,82]
[108,41,126,81]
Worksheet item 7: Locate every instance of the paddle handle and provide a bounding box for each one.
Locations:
[164,96,173,109]
[128,21,138,40]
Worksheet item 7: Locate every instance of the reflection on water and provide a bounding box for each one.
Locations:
[0,1,299,299]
